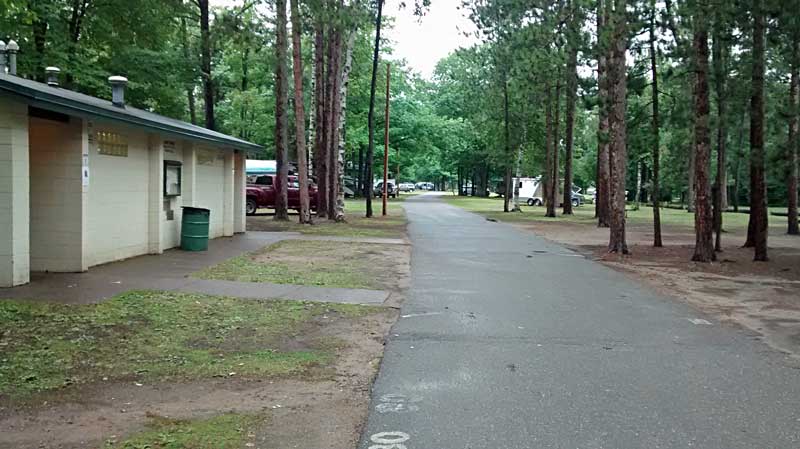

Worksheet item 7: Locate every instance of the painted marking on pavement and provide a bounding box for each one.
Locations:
[369,431,410,449]
[401,312,443,318]
[376,402,420,413]
[688,318,713,325]
[375,393,421,414]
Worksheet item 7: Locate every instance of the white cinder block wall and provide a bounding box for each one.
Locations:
[0,99,30,286]
[28,117,85,272]
[86,124,150,267]
[234,152,246,233]
[194,147,227,239]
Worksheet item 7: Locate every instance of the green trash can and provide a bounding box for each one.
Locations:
[181,207,211,251]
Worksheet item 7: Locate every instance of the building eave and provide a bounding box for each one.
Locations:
[0,78,262,152]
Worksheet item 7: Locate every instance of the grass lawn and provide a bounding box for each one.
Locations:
[247,198,407,238]
[0,291,375,398]
[107,413,261,449]
[195,239,402,290]
[443,196,774,231]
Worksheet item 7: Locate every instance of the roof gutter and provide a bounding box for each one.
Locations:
[0,82,262,152]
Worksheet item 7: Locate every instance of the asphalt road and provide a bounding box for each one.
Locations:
[358,193,800,449]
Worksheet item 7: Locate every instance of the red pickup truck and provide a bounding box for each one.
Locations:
[246,174,318,215]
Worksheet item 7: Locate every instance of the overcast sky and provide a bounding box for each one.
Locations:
[210,0,479,79]
[383,0,479,78]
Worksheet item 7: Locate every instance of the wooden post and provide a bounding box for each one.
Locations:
[383,63,390,216]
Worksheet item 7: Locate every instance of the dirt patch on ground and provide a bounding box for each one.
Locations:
[509,215,800,357]
[196,239,411,294]
[0,308,397,449]
[251,240,410,293]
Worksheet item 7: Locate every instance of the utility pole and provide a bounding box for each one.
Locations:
[383,63,390,216]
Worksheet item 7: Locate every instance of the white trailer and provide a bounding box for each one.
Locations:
[513,177,544,206]
[513,176,578,207]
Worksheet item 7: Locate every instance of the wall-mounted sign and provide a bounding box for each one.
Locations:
[82,133,90,187]
[164,140,177,155]
[164,160,182,197]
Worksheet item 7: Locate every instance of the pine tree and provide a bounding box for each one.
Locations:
[290,0,311,224]
[273,0,290,221]
[691,0,715,262]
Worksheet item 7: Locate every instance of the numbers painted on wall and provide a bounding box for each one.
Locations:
[96,131,128,157]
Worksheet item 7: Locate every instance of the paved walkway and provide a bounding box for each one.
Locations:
[0,232,389,305]
[359,194,800,448]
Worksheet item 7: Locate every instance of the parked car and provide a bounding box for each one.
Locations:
[343,175,356,198]
[398,182,415,192]
[246,174,318,215]
[374,181,397,198]
[415,182,434,191]
[583,187,596,204]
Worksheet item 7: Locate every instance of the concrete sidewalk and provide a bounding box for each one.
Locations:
[0,231,390,305]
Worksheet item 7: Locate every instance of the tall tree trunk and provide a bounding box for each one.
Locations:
[691,0,715,262]
[788,37,799,235]
[365,0,384,218]
[504,167,512,212]
[334,32,355,220]
[241,47,250,92]
[635,159,643,210]
[563,5,578,215]
[64,0,89,86]
[309,38,317,178]
[187,89,197,126]
[596,0,611,227]
[712,19,727,250]
[607,0,628,254]
[745,0,768,260]
[687,139,695,211]
[733,110,746,212]
[649,1,663,247]
[180,17,198,126]
[326,27,342,219]
[503,75,511,213]
[513,144,523,211]
[290,0,310,224]
[199,0,215,130]
[240,46,251,139]
[273,0,290,220]
[550,77,561,217]
[314,22,328,218]
[30,0,48,82]
[545,80,555,216]
[357,145,364,196]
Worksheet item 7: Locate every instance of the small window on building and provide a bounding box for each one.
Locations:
[255,175,273,186]
[96,131,128,157]
[164,160,182,197]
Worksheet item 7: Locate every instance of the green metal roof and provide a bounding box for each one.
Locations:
[0,73,262,152]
